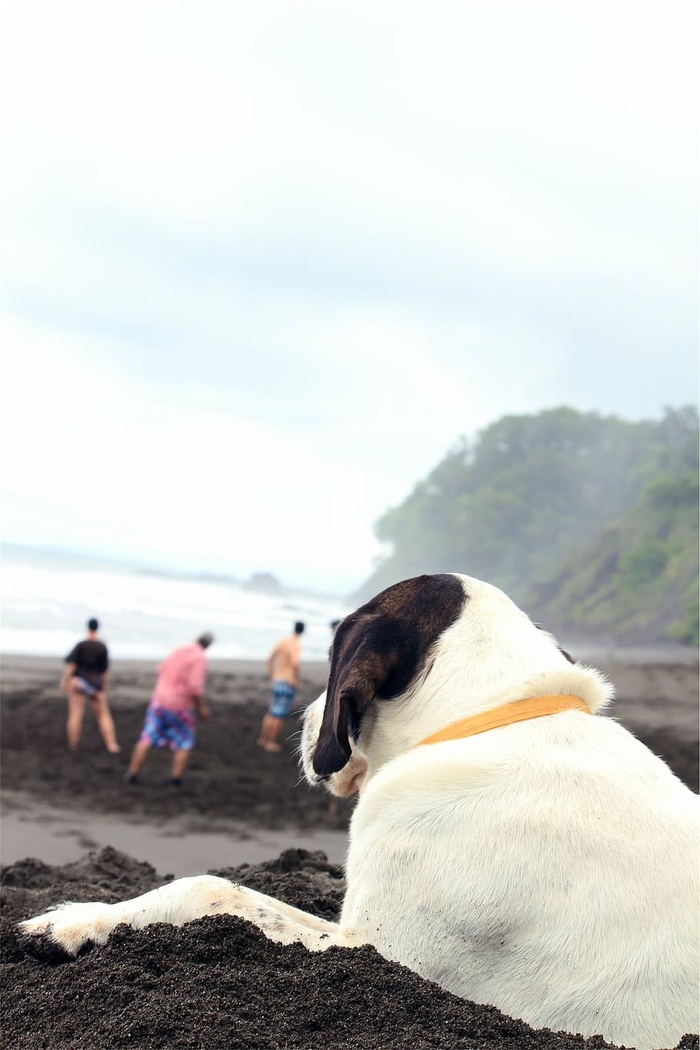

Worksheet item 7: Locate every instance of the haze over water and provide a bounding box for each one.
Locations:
[1,545,348,662]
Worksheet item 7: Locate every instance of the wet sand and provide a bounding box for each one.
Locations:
[1,789,348,873]
[1,651,698,1049]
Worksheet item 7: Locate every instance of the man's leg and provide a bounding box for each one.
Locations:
[257,712,272,747]
[125,739,152,780]
[259,682,294,751]
[168,747,192,786]
[259,714,284,752]
[90,693,121,753]
[66,683,86,750]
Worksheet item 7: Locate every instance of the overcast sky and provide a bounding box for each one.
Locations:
[1,2,697,593]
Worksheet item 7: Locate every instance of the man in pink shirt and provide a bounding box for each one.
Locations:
[123,632,214,787]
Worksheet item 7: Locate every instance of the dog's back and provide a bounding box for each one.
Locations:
[342,710,699,1050]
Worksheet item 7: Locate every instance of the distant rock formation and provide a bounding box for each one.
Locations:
[243,572,283,594]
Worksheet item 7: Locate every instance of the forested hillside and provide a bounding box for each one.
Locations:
[355,406,698,645]
[529,462,698,644]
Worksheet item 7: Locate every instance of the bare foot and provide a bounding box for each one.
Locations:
[107,744,121,754]
[263,742,282,753]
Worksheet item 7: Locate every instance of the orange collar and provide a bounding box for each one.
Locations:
[415,695,590,748]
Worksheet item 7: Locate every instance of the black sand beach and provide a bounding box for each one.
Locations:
[1,653,698,1049]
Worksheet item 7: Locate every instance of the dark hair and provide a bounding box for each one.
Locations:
[197,631,215,649]
[294,621,305,634]
[87,618,99,632]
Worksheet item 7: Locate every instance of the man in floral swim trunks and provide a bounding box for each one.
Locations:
[123,632,214,786]
[257,621,304,752]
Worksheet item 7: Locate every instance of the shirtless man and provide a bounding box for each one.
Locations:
[257,621,304,752]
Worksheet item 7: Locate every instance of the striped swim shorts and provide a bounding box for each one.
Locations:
[268,681,296,719]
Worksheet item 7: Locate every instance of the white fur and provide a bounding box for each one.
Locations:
[20,573,699,1049]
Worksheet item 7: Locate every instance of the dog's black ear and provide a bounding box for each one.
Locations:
[313,619,401,777]
[312,574,466,777]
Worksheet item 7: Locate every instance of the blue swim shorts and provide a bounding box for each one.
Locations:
[139,704,196,752]
[268,681,296,719]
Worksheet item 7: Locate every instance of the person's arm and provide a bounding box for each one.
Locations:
[94,647,110,699]
[61,645,78,694]
[290,649,300,688]
[189,655,209,719]
[267,645,279,680]
[60,662,76,695]
[193,693,210,722]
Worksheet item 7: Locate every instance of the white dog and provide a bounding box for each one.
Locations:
[20,573,699,1049]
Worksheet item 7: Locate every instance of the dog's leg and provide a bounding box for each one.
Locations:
[19,875,360,958]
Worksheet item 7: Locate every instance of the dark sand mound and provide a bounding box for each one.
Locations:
[2,847,697,1050]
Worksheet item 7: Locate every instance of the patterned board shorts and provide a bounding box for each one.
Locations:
[268,681,296,719]
[139,704,196,752]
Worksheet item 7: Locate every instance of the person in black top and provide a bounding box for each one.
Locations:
[60,618,120,753]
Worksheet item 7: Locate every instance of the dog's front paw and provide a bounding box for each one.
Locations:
[18,902,115,960]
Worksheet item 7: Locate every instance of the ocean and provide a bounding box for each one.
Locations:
[0,544,350,662]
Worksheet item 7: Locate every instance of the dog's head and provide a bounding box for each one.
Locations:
[301,572,613,797]
[306,573,465,792]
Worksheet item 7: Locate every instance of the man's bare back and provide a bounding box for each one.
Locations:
[258,622,305,752]
[267,634,301,687]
